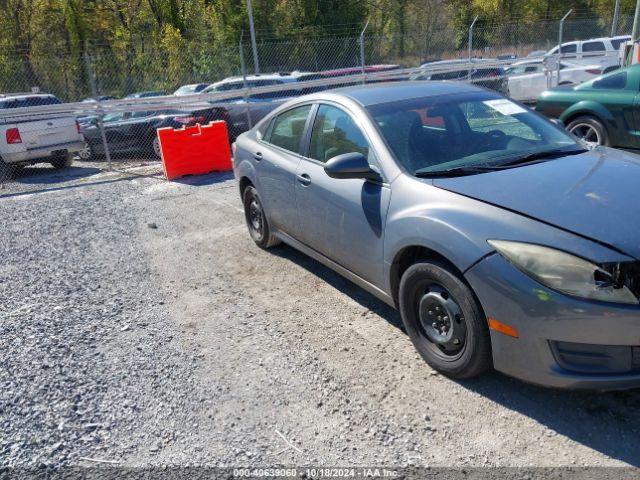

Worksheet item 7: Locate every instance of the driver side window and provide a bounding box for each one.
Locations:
[309,105,369,162]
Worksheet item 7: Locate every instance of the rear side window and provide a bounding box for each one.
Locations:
[265,105,311,154]
[592,71,627,89]
[582,41,606,54]
[308,105,369,162]
[611,38,628,50]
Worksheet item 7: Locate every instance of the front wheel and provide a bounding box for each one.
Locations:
[77,141,93,160]
[152,136,162,159]
[398,261,492,379]
[566,115,609,146]
[242,185,280,249]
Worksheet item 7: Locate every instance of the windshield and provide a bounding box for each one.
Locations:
[366,93,581,176]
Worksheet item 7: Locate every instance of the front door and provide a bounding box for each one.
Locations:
[295,104,390,286]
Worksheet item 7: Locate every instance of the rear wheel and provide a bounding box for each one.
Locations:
[50,154,73,169]
[0,158,14,182]
[242,185,280,249]
[398,261,492,379]
[566,115,609,146]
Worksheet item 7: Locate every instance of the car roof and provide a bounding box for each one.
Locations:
[328,81,483,107]
[0,93,56,99]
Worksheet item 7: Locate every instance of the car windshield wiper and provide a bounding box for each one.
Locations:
[415,147,588,178]
[497,147,587,168]
[415,165,503,178]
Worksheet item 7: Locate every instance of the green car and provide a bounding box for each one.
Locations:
[536,64,640,149]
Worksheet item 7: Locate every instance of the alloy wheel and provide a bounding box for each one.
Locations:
[569,123,601,145]
[152,137,162,158]
[78,142,92,160]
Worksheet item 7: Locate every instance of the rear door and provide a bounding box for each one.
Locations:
[294,103,390,286]
[254,104,313,238]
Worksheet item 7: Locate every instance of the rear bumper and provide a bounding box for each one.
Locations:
[2,140,85,164]
[465,254,640,390]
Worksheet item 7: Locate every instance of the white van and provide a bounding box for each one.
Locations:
[545,35,630,67]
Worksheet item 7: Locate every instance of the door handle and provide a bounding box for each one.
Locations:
[253,151,263,161]
[297,173,311,186]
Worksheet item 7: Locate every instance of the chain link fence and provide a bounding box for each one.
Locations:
[0,13,633,184]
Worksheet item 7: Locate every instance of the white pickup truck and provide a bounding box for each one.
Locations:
[0,93,85,179]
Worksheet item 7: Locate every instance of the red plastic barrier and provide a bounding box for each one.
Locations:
[157,121,232,180]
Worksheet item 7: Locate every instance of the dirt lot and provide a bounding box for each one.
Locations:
[2,161,640,469]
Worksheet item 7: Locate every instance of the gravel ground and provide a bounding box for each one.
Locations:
[2,161,640,471]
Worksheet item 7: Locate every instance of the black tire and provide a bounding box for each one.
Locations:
[151,136,162,159]
[50,154,73,169]
[0,158,14,182]
[398,261,492,379]
[77,141,94,161]
[566,115,609,146]
[242,185,280,249]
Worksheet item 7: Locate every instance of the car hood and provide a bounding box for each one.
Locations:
[433,147,640,259]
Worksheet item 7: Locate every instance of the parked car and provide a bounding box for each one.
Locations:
[82,95,116,102]
[124,91,165,99]
[0,93,84,178]
[318,64,401,77]
[527,50,547,58]
[505,59,603,102]
[545,35,629,67]
[202,73,298,94]
[234,82,640,390]
[536,64,640,148]
[173,83,209,96]
[79,105,230,159]
[411,62,509,95]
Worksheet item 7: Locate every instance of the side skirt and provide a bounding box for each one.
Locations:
[274,229,396,309]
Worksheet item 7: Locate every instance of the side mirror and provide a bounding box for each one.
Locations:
[324,152,380,181]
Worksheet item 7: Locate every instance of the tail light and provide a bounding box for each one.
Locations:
[75,120,81,134]
[231,142,236,157]
[586,69,603,75]
[6,128,22,144]
[174,115,206,125]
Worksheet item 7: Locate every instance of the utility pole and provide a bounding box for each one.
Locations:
[624,0,640,66]
[557,9,572,86]
[632,0,640,42]
[246,0,260,74]
[611,0,620,36]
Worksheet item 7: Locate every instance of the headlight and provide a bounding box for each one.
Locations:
[488,240,639,305]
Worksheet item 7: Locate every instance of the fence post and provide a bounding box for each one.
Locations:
[246,0,260,74]
[468,16,479,82]
[239,37,252,131]
[612,0,621,36]
[557,9,573,87]
[83,51,112,171]
[359,20,369,85]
